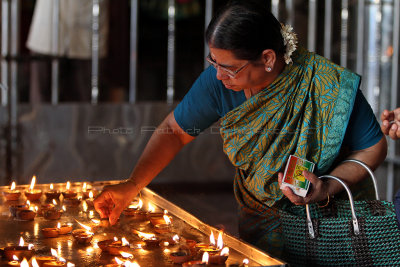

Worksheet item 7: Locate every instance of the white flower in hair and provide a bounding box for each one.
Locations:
[280,23,298,64]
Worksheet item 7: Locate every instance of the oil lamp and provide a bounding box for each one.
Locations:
[62,182,77,199]
[16,202,37,221]
[43,208,63,220]
[37,203,55,216]
[6,255,20,266]
[84,191,94,207]
[3,181,21,201]
[72,221,94,244]
[153,214,172,234]
[9,203,28,217]
[123,199,147,219]
[182,252,209,267]
[57,222,73,235]
[35,255,57,266]
[24,176,42,201]
[41,228,60,238]
[45,184,61,200]
[133,230,160,248]
[42,249,67,266]
[105,237,131,256]
[4,237,35,261]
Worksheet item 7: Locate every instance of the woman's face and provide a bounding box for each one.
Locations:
[208,47,271,92]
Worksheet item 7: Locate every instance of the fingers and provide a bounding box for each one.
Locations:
[109,204,125,225]
[94,190,114,219]
[388,123,400,140]
[278,172,305,205]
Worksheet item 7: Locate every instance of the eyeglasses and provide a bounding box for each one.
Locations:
[206,54,250,78]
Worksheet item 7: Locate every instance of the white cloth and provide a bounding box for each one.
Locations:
[26,0,109,59]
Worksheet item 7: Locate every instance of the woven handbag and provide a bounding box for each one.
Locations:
[279,159,400,266]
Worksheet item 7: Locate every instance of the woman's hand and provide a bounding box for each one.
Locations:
[94,181,139,225]
[278,170,329,205]
[381,108,400,140]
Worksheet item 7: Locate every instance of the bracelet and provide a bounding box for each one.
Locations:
[318,193,330,208]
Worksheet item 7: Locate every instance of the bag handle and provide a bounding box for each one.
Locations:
[341,159,379,200]
[306,175,360,239]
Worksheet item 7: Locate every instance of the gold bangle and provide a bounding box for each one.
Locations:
[318,193,330,208]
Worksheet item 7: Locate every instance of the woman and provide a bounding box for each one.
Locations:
[94,0,387,258]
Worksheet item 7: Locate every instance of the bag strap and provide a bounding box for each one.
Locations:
[306,175,360,239]
[341,159,379,200]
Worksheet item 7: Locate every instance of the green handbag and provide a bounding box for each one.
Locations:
[279,159,400,266]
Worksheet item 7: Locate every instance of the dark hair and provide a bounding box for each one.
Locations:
[205,0,285,61]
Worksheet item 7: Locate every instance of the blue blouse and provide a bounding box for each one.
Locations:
[174,66,382,151]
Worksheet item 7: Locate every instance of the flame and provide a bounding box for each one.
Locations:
[28,244,34,250]
[31,257,39,267]
[134,230,156,240]
[129,198,143,209]
[209,231,215,246]
[20,258,29,267]
[51,248,58,257]
[62,205,66,212]
[57,222,61,229]
[53,199,58,205]
[164,241,170,247]
[66,181,71,190]
[202,252,209,264]
[89,191,94,198]
[83,182,87,191]
[163,215,171,225]
[26,200,31,207]
[19,236,24,246]
[34,206,38,212]
[164,209,168,214]
[91,219,100,225]
[131,262,140,267]
[172,234,179,243]
[50,183,54,190]
[243,258,249,264]
[120,251,133,258]
[217,232,223,250]
[82,201,88,212]
[12,255,19,261]
[147,203,156,213]
[11,181,16,190]
[115,257,124,264]
[114,237,118,242]
[220,247,229,256]
[59,257,66,262]
[121,237,129,246]
[67,263,75,267]
[29,176,36,190]
[75,219,92,232]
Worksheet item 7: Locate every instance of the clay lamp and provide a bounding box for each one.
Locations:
[72,221,94,244]
[182,252,209,267]
[6,255,21,266]
[42,249,67,267]
[57,223,73,235]
[62,182,77,199]
[35,255,58,266]
[4,237,35,261]
[169,249,192,264]
[37,202,55,216]
[45,184,61,200]
[3,181,21,201]
[81,182,98,199]
[153,214,173,234]
[123,199,147,219]
[106,237,131,256]
[63,196,81,207]
[41,228,60,238]
[84,191,95,207]
[133,230,160,248]
[9,203,28,217]
[16,202,37,221]
[24,176,42,201]
[107,258,139,267]
[209,247,229,265]
[43,208,63,220]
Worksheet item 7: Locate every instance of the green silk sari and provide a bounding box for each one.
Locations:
[220,47,361,256]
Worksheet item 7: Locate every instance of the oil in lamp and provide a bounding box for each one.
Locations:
[123,199,147,220]
[72,221,94,244]
[4,237,35,261]
[153,214,172,234]
[182,251,209,267]
[62,182,77,199]
[45,184,61,200]
[24,176,42,201]
[133,230,160,248]
[3,181,21,201]
[6,255,20,266]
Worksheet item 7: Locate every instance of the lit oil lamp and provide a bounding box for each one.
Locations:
[35,255,58,266]
[42,249,67,267]
[82,183,98,199]
[4,237,35,261]
[3,181,21,201]
[24,176,42,201]
[45,184,61,200]
[16,202,37,221]
[148,211,171,226]
[62,182,77,199]
[41,228,60,238]
[57,222,73,235]
[133,230,160,248]
[153,214,172,234]
[105,237,131,256]
[37,203,55,216]
[182,251,209,267]
[72,221,94,244]
[43,207,63,220]
[123,199,147,219]
[106,257,140,267]
[7,255,20,266]
[84,191,94,207]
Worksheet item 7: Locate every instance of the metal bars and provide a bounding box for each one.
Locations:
[129,0,139,103]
